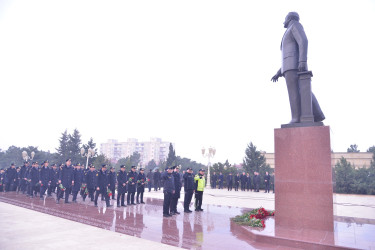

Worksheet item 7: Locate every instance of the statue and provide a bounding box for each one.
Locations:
[271,12,325,127]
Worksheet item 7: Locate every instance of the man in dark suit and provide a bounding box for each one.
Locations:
[117,165,127,207]
[57,159,74,204]
[271,12,324,124]
[94,164,111,207]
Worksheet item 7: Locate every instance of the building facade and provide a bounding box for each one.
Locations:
[100,138,173,165]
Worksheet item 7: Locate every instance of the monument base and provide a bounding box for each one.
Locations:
[281,121,323,128]
[275,125,333,232]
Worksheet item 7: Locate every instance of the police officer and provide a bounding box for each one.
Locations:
[94,164,111,207]
[183,168,194,213]
[20,161,29,193]
[218,172,224,189]
[153,169,160,191]
[127,166,138,205]
[227,172,233,191]
[72,163,84,203]
[29,162,39,198]
[162,166,175,217]
[48,164,59,196]
[117,165,127,207]
[108,167,116,200]
[39,160,50,199]
[57,159,74,204]
[194,169,205,212]
[85,164,97,202]
[170,166,181,215]
[253,172,260,192]
[240,172,247,191]
[25,162,33,197]
[234,173,240,191]
[0,169,5,192]
[146,169,153,192]
[5,163,17,192]
[136,168,146,204]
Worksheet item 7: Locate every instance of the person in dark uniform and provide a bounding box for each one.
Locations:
[116,165,127,207]
[218,172,224,189]
[72,163,84,203]
[127,166,138,205]
[183,168,194,213]
[271,173,275,193]
[234,173,240,191]
[57,159,74,204]
[162,166,175,217]
[246,173,252,191]
[5,163,17,192]
[170,166,181,215]
[264,171,271,193]
[39,160,50,199]
[85,164,97,202]
[94,164,111,207]
[29,162,39,198]
[240,172,247,191]
[108,167,117,200]
[153,169,160,191]
[211,172,217,189]
[25,162,33,197]
[79,164,87,199]
[20,161,29,193]
[16,167,21,192]
[227,173,233,191]
[146,169,153,192]
[48,164,59,196]
[136,168,146,204]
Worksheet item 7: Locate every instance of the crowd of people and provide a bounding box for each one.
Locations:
[210,171,274,193]
[0,159,208,217]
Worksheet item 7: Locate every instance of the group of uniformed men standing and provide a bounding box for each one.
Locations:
[0,159,207,217]
[210,171,274,193]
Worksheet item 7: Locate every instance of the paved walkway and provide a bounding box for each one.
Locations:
[0,202,179,250]
[1,189,375,249]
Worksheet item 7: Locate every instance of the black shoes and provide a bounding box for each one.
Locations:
[184,210,192,213]
[141,201,145,204]
[195,208,203,212]
[163,214,172,217]
[121,204,127,207]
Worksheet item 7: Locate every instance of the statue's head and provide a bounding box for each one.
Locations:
[284,12,300,28]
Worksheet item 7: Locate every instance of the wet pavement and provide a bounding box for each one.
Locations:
[1,192,375,249]
[0,192,268,249]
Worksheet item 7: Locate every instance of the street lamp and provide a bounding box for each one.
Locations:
[22,151,35,162]
[202,146,216,189]
[81,147,95,169]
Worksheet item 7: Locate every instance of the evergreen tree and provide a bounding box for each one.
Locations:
[166,143,176,168]
[334,157,355,193]
[347,144,360,153]
[56,130,69,163]
[68,129,82,164]
[242,142,267,173]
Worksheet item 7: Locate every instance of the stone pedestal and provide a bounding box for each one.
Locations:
[274,126,333,232]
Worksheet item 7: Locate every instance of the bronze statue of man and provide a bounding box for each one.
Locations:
[271,12,325,125]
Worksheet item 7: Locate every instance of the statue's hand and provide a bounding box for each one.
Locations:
[298,62,308,71]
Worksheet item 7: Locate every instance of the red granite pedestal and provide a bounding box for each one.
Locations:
[274,125,334,232]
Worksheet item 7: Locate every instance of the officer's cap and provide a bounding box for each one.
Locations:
[66,158,71,162]
[43,160,49,164]
[187,167,192,171]
[120,165,125,169]
[11,163,15,166]
[168,166,174,170]
[52,164,57,167]
[101,164,107,168]
[140,168,144,171]
[199,169,205,172]
[76,163,81,166]
[131,166,137,169]
[24,161,29,164]
[89,164,95,168]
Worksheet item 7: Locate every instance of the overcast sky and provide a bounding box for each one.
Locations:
[1,0,374,164]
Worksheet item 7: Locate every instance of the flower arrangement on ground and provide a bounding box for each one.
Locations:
[232,207,275,228]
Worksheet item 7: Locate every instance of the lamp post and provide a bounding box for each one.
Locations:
[201,146,216,189]
[22,151,35,162]
[81,148,95,169]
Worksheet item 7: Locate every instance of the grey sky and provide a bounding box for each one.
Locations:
[1,0,374,164]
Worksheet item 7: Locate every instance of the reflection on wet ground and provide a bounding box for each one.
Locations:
[1,192,374,249]
[0,192,259,249]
